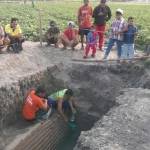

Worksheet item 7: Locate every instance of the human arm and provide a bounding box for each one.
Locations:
[105,6,112,22]
[68,97,77,114]
[92,7,97,18]
[0,26,5,39]
[77,7,82,25]
[57,99,68,122]
[36,96,48,111]
[134,26,138,36]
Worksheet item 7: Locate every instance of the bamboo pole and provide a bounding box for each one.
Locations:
[38,9,43,47]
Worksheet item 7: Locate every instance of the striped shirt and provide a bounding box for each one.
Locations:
[110,17,127,41]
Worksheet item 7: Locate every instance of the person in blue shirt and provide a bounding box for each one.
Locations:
[121,17,138,61]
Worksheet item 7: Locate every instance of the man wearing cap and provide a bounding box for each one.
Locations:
[104,8,127,60]
[78,0,93,49]
[61,21,79,50]
[93,0,111,51]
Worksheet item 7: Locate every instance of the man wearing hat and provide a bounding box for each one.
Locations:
[104,8,127,60]
[61,21,79,50]
[93,0,111,51]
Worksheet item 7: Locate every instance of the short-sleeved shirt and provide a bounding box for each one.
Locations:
[49,89,67,101]
[5,24,22,36]
[64,28,78,41]
[123,25,137,44]
[22,90,45,120]
[110,18,127,41]
[87,31,98,45]
[78,5,93,28]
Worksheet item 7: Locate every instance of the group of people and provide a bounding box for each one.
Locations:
[22,87,77,123]
[45,0,138,61]
[0,18,24,53]
[0,0,138,60]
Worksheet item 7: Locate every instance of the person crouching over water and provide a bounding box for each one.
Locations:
[22,86,49,121]
[47,89,77,122]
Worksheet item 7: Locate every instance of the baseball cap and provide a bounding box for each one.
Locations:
[68,21,75,27]
[116,8,124,15]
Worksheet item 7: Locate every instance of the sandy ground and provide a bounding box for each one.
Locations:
[0,41,144,86]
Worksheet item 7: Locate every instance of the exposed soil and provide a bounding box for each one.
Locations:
[0,41,150,150]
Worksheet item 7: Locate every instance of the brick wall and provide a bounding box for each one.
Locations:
[5,113,68,150]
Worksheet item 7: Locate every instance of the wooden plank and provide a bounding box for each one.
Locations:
[72,56,150,63]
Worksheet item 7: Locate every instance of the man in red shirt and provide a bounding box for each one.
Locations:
[78,0,93,49]
[61,21,79,50]
[22,86,48,121]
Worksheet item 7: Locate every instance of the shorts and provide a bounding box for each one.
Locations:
[79,28,90,36]
[47,98,70,111]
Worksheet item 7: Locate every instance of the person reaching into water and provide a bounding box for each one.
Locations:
[47,89,77,122]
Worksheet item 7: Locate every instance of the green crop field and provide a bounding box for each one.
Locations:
[0,1,149,49]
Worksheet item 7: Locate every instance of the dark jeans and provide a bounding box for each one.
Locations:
[8,36,25,53]
[47,98,70,111]
[105,38,123,59]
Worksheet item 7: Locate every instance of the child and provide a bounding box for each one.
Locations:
[45,20,60,48]
[104,9,127,60]
[121,17,138,61]
[61,21,79,50]
[83,25,98,58]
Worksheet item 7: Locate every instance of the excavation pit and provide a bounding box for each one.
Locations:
[1,60,150,150]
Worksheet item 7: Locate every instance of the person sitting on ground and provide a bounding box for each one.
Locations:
[0,25,5,52]
[78,0,93,49]
[5,18,24,52]
[45,20,60,48]
[61,21,79,50]
[121,17,138,62]
[47,89,77,122]
[22,86,49,121]
[103,9,127,60]
[83,25,98,59]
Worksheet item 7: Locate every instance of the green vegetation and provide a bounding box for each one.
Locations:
[0,1,149,48]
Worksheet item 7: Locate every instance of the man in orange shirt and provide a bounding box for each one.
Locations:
[78,0,93,49]
[61,21,79,50]
[22,86,48,121]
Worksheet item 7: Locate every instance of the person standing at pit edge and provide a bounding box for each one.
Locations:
[78,0,93,50]
[104,9,127,61]
[93,0,111,51]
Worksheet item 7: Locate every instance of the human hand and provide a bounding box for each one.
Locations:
[72,108,77,114]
